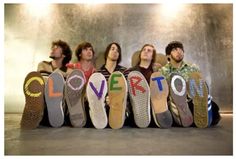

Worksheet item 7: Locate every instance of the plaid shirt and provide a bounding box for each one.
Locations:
[160,61,200,81]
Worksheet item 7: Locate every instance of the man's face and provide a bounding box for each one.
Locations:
[81,47,93,61]
[50,45,64,59]
[140,46,154,62]
[170,47,184,63]
[107,44,119,61]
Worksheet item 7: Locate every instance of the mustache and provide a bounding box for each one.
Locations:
[171,54,183,62]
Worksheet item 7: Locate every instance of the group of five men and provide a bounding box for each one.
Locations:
[21,40,221,129]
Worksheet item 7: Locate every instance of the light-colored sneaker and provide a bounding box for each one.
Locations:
[45,71,65,128]
[150,72,173,128]
[108,71,127,129]
[65,69,87,127]
[207,95,213,126]
[127,71,150,128]
[86,72,108,129]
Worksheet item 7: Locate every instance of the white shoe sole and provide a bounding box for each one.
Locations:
[86,73,108,129]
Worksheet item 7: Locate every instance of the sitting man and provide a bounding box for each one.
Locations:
[21,40,72,129]
[160,41,221,127]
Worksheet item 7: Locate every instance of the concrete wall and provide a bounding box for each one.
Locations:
[4,4,232,113]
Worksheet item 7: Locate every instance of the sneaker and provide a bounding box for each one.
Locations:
[127,71,150,128]
[205,83,213,126]
[65,69,87,127]
[86,72,108,129]
[108,71,127,129]
[169,73,193,127]
[21,72,45,129]
[188,72,208,128]
[150,72,173,128]
[168,100,182,126]
[207,95,213,126]
[45,71,65,128]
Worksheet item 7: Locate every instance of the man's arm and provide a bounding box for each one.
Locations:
[37,61,52,76]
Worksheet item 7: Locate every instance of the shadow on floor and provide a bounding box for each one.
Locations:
[4,114,233,155]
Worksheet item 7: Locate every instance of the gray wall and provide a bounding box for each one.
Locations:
[4,4,232,113]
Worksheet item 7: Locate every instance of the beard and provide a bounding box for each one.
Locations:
[49,53,63,60]
[49,55,55,59]
[171,54,183,63]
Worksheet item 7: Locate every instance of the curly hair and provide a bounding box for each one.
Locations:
[165,41,184,56]
[52,40,72,66]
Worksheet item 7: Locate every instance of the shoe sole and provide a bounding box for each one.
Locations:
[108,71,127,129]
[168,100,182,126]
[65,69,87,127]
[188,72,208,128]
[169,73,193,127]
[21,72,45,129]
[150,72,173,128]
[45,71,64,128]
[127,71,150,128]
[86,73,108,129]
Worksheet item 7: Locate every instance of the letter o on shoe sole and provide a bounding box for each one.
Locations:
[65,69,87,128]
[169,73,193,127]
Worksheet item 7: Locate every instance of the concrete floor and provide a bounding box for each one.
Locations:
[5,113,233,155]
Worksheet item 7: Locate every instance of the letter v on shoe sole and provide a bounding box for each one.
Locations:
[150,72,173,128]
[86,73,108,129]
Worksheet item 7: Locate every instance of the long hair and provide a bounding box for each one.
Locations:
[104,42,122,64]
[137,44,156,66]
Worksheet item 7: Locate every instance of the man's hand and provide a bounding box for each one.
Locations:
[106,96,110,106]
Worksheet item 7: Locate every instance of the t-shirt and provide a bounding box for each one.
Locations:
[124,64,154,83]
[66,62,96,82]
[97,64,127,81]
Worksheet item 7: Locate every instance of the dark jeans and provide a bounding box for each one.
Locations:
[39,106,50,126]
[84,100,94,128]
